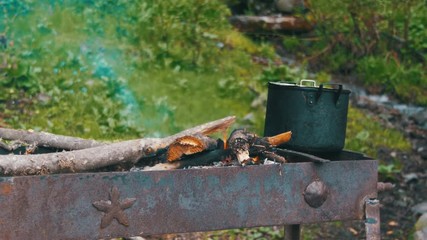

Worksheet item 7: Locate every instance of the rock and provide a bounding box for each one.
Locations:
[414,139,427,160]
[419,147,427,160]
[414,213,427,240]
[403,173,419,183]
[411,109,427,128]
[229,15,315,34]
[415,230,427,240]
[412,202,427,215]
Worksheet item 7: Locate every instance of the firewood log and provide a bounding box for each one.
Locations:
[227,129,292,165]
[265,131,292,146]
[226,129,255,165]
[0,116,236,176]
[166,134,218,162]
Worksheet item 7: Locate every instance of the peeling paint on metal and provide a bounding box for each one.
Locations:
[0,183,13,195]
[365,218,377,224]
[0,159,377,239]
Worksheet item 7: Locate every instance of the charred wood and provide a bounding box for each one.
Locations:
[166,134,218,162]
[144,149,232,171]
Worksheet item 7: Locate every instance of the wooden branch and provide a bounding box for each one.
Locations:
[227,129,255,165]
[176,116,235,137]
[0,116,236,176]
[166,134,218,162]
[227,129,293,165]
[0,128,105,150]
[141,116,235,151]
[0,138,158,175]
[260,151,287,164]
[264,131,292,146]
[0,140,19,151]
[0,116,235,151]
[0,139,29,153]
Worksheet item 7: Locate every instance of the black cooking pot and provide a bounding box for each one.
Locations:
[264,80,351,153]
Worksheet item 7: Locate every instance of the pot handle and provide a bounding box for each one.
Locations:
[317,83,343,105]
[299,79,317,87]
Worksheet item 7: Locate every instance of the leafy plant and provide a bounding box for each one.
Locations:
[357,56,427,104]
[0,0,282,138]
[378,163,401,181]
[276,0,427,105]
[345,107,411,157]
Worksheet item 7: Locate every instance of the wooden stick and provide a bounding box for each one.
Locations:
[166,134,218,162]
[265,131,292,146]
[227,129,256,165]
[0,128,105,150]
[0,116,236,176]
[0,116,236,151]
[0,140,19,151]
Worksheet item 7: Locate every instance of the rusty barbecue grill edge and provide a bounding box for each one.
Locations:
[0,159,377,239]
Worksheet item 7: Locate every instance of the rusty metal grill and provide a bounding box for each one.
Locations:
[0,150,379,239]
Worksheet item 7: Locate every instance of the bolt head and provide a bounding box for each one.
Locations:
[304,180,328,208]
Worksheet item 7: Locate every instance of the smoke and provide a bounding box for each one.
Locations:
[89,45,142,127]
[1,0,144,133]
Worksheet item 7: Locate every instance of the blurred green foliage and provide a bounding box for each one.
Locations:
[346,106,410,181]
[345,107,411,157]
[0,0,413,148]
[300,0,427,105]
[357,56,427,104]
[0,0,283,138]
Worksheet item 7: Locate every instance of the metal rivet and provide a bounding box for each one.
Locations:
[303,180,328,208]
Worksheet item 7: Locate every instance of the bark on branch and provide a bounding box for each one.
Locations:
[0,116,235,176]
[0,116,235,151]
[0,128,105,150]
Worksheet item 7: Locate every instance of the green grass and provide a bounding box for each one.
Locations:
[345,106,411,158]
[0,0,272,139]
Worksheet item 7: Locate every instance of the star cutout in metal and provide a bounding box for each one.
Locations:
[92,186,137,228]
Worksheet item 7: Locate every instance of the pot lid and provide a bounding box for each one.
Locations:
[269,79,351,94]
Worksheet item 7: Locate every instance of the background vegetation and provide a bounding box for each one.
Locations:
[1,0,279,139]
[294,0,426,104]
[0,0,418,181]
[1,0,424,237]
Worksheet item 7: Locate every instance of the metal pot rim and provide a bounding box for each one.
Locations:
[268,81,351,94]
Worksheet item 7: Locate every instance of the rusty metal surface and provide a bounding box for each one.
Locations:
[0,160,377,239]
[365,199,381,240]
[303,180,328,208]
